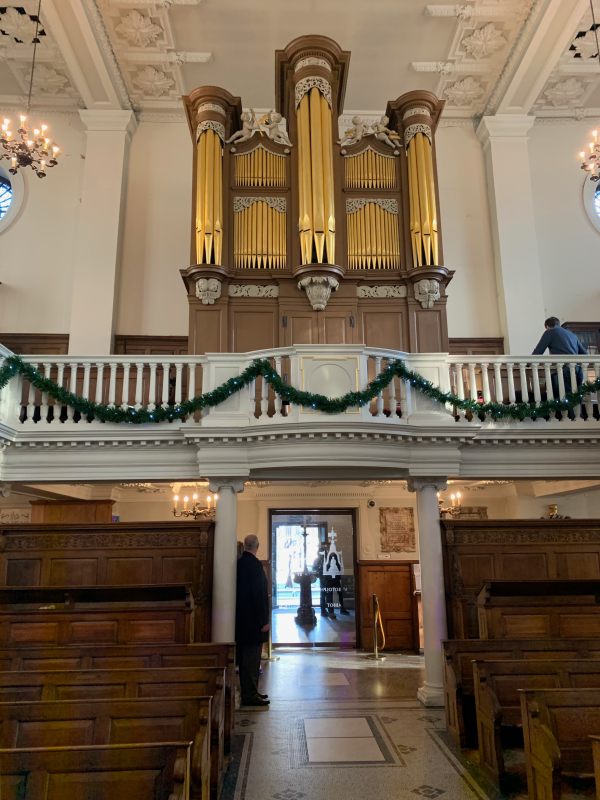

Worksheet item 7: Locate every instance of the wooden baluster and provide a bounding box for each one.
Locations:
[493,363,503,403]
[134,362,144,410]
[160,363,170,411]
[40,362,51,423]
[569,363,581,419]
[531,362,541,404]
[375,357,384,417]
[108,362,117,408]
[66,362,78,422]
[174,364,183,408]
[186,362,196,423]
[544,363,554,401]
[506,362,516,404]
[54,364,65,423]
[481,362,491,403]
[261,369,269,418]
[388,364,397,418]
[82,364,91,422]
[95,363,105,416]
[556,360,566,400]
[121,362,131,409]
[148,363,157,411]
[274,356,283,416]
[453,362,464,420]
[467,363,477,400]
[584,362,594,420]
[518,362,529,402]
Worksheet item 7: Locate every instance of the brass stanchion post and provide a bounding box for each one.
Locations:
[365,593,386,661]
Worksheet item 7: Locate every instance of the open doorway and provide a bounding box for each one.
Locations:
[270,509,357,647]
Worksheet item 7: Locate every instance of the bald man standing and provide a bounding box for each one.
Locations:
[235,534,270,708]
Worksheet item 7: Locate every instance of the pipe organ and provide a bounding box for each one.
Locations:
[181,37,452,355]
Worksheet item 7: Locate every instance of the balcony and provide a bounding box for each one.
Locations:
[1,345,599,482]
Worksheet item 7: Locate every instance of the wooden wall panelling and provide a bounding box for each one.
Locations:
[0,521,214,642]
[229,303,279,352]
[412,307,448,352]
[0,334,69,355]
[359,304,407,351]
[189,305,229,355]
[30,500,115,525]
[448,338,504,356]
[357,561,418,651]
[113,336,189,355]
[441,520,600,639]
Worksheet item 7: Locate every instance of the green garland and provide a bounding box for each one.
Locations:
[0,354,597,425]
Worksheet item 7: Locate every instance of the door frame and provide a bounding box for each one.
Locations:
[268,507,360,648]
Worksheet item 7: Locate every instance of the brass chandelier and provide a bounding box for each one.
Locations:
[579,0,600,180]
[0,0,60,178]
[172,490,218,521]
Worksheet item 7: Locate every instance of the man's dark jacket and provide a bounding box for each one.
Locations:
[235,551,269,645]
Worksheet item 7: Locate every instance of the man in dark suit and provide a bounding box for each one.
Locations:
[235,534,270,708]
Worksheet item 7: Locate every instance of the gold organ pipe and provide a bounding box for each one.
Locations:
[214,135,222,265]
[309,88,325,262]
[407,140,421,267]
[414,133,432,265]
[195,131,206,262]
[423,135,439,264]
[195,129,223,265]
[320,92,335,264]
[297,94,312,264]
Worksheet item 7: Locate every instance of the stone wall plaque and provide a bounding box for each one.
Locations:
[379,507,416,553]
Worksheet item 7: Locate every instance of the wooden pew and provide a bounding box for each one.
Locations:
[0,697,211,800]
[473,659,600,790]
[476,580,600,640]
[443,638,600,747]
[520,689,600,799]
[0,585,195,646]
[0,641,236,754]
[0,741,191,800]
[0,666,225,799]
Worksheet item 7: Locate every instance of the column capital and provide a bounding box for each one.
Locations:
[208,478,246,494]
[407,477,447,494]
[78,109,137,138]
[476,114,535,147]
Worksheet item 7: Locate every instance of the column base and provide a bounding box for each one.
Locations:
[417,683,445,707]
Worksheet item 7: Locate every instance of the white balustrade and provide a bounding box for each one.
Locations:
[0,349,597,432]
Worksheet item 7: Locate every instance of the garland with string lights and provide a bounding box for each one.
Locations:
[0,354,597,425]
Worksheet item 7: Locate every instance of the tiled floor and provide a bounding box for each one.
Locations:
[225,650,490,800]
[272,608,357,646]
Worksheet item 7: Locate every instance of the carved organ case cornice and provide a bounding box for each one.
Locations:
[181,36,454,355]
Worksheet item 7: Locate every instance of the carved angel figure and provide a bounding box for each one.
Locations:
[372,115,401,149]
[338,115,369,147]
[262,111,292,146]
[225,109,259,144]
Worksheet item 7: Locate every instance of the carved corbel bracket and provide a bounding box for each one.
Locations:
[295,264,345,311]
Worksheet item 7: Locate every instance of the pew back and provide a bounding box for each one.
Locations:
[443,638,600,747]
[0,697,210,800]
[0,741,192,800]
[520,689,600,797]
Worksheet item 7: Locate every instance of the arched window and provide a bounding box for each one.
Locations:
[0,176,12,221]
[583,175,600,234]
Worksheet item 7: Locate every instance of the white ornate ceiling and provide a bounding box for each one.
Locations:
[0,0,599,120]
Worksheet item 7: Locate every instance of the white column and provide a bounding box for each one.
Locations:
[209,479,245,642]
[408,477,448,707]
[68,110,137,355]
[476,115,545,355]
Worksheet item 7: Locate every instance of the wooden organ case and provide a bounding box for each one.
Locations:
[181,36,453,355]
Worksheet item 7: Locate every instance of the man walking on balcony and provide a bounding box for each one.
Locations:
[236,534,270,708]
[532,317,587,396]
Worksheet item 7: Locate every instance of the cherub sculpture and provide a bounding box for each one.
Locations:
[372,115,401,149]
[225,109,259,144]
[338,115,369,147]
[262,110,292,146]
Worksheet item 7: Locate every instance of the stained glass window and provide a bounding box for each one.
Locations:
[594,184,600,221]
[0,176,12,221]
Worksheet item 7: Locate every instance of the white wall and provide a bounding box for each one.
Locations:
[115,121,192,337]
[529,119,600,323]
[436,123,501,339]
[0,113,85,333]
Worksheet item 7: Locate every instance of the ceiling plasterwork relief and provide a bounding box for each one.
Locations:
[0,3,80,105]
[98,1,211,110]
[416,0,535,117]
[534,8,600,117]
